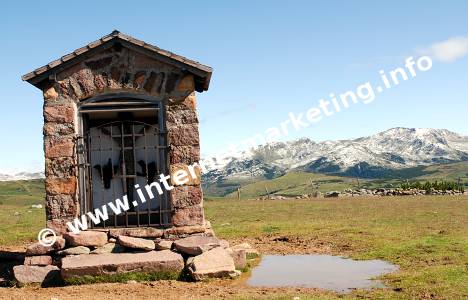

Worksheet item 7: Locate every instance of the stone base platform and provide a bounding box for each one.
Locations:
[9,223,259,286]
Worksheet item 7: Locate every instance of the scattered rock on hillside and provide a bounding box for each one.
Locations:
[325,191,340,198]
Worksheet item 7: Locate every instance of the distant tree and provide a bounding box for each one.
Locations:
[400,180,463,192]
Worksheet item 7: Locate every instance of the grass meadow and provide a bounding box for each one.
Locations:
[0,180,467,298]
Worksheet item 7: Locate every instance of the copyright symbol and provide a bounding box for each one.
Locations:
[38,228,57,247]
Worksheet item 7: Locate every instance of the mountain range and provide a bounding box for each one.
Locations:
[0,171,44,182]
[201,128,468,191]
[2,128,468,191]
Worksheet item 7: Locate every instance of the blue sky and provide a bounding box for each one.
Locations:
[2,1,468,173]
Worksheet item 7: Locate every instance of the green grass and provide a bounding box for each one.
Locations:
[223,172,361,199]
[0,179,44,206]
[64,270,182,285]
[0,179,45,246]
[205,195,468,299]
[416,161,468,181]
[0,205,45,245]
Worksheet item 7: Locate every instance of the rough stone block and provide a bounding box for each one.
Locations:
[24,255,53,266]
[171,185,203,208]
[43,105,75,123]
[45,177,76,195]
[169,145,200,164]
[43,87,59,100]
[163,225,206,237]
[182,93,197,111]
[94,73,107,91]
[45,138,75,158]
[172,205,204,227]
[45,194,79,219]
[45,157,76,178]
[57,246,90,256]
[187,247,239,281]
[109,227,163,239]
[73,69,96,98]
[166,107,198,125]
[46,219,73,235]
[118,236,155,251]
[173,235,219,256]
[61,250,184,278]
[13,265,60,285]
[44,123,75,136]
[155,240,173,251]
[26,236,66,256]
[226,248,247,269]
[64,231,108,247]
[167,124,199,146]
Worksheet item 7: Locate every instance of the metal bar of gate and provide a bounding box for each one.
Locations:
[121,122,128,227]
[132,123,140,227]
[111,125,117,228]
[143,126,150,225]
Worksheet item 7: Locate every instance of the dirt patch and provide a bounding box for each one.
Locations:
[227,234,351,256]
[0,277,329,300]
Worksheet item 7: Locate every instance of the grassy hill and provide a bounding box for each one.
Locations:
[414,161,468,181]
[0,179,45,246]
[224,172,361,199]
[0,179,44,206]
[213,162,468,199]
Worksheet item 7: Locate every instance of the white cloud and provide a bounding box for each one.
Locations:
[424,36,468,63]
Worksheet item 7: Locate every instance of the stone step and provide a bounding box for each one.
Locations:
[61,250,184,279]
[118,235,155,251]
[63,231,108,247]
[173,235,220,256]
[13,265,60,285]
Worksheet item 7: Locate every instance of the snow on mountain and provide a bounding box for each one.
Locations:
[0,171,44,181]
[202,128,468,182]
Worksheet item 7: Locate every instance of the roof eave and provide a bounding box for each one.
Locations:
[21,31,213,92]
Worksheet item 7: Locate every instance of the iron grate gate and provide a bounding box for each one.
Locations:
[78,119,171,228]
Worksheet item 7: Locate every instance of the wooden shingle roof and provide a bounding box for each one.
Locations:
[22,30,213,92]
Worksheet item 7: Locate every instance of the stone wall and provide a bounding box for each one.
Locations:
[41,45,205,234]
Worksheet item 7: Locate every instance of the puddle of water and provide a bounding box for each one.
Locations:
[247,255,398,293]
